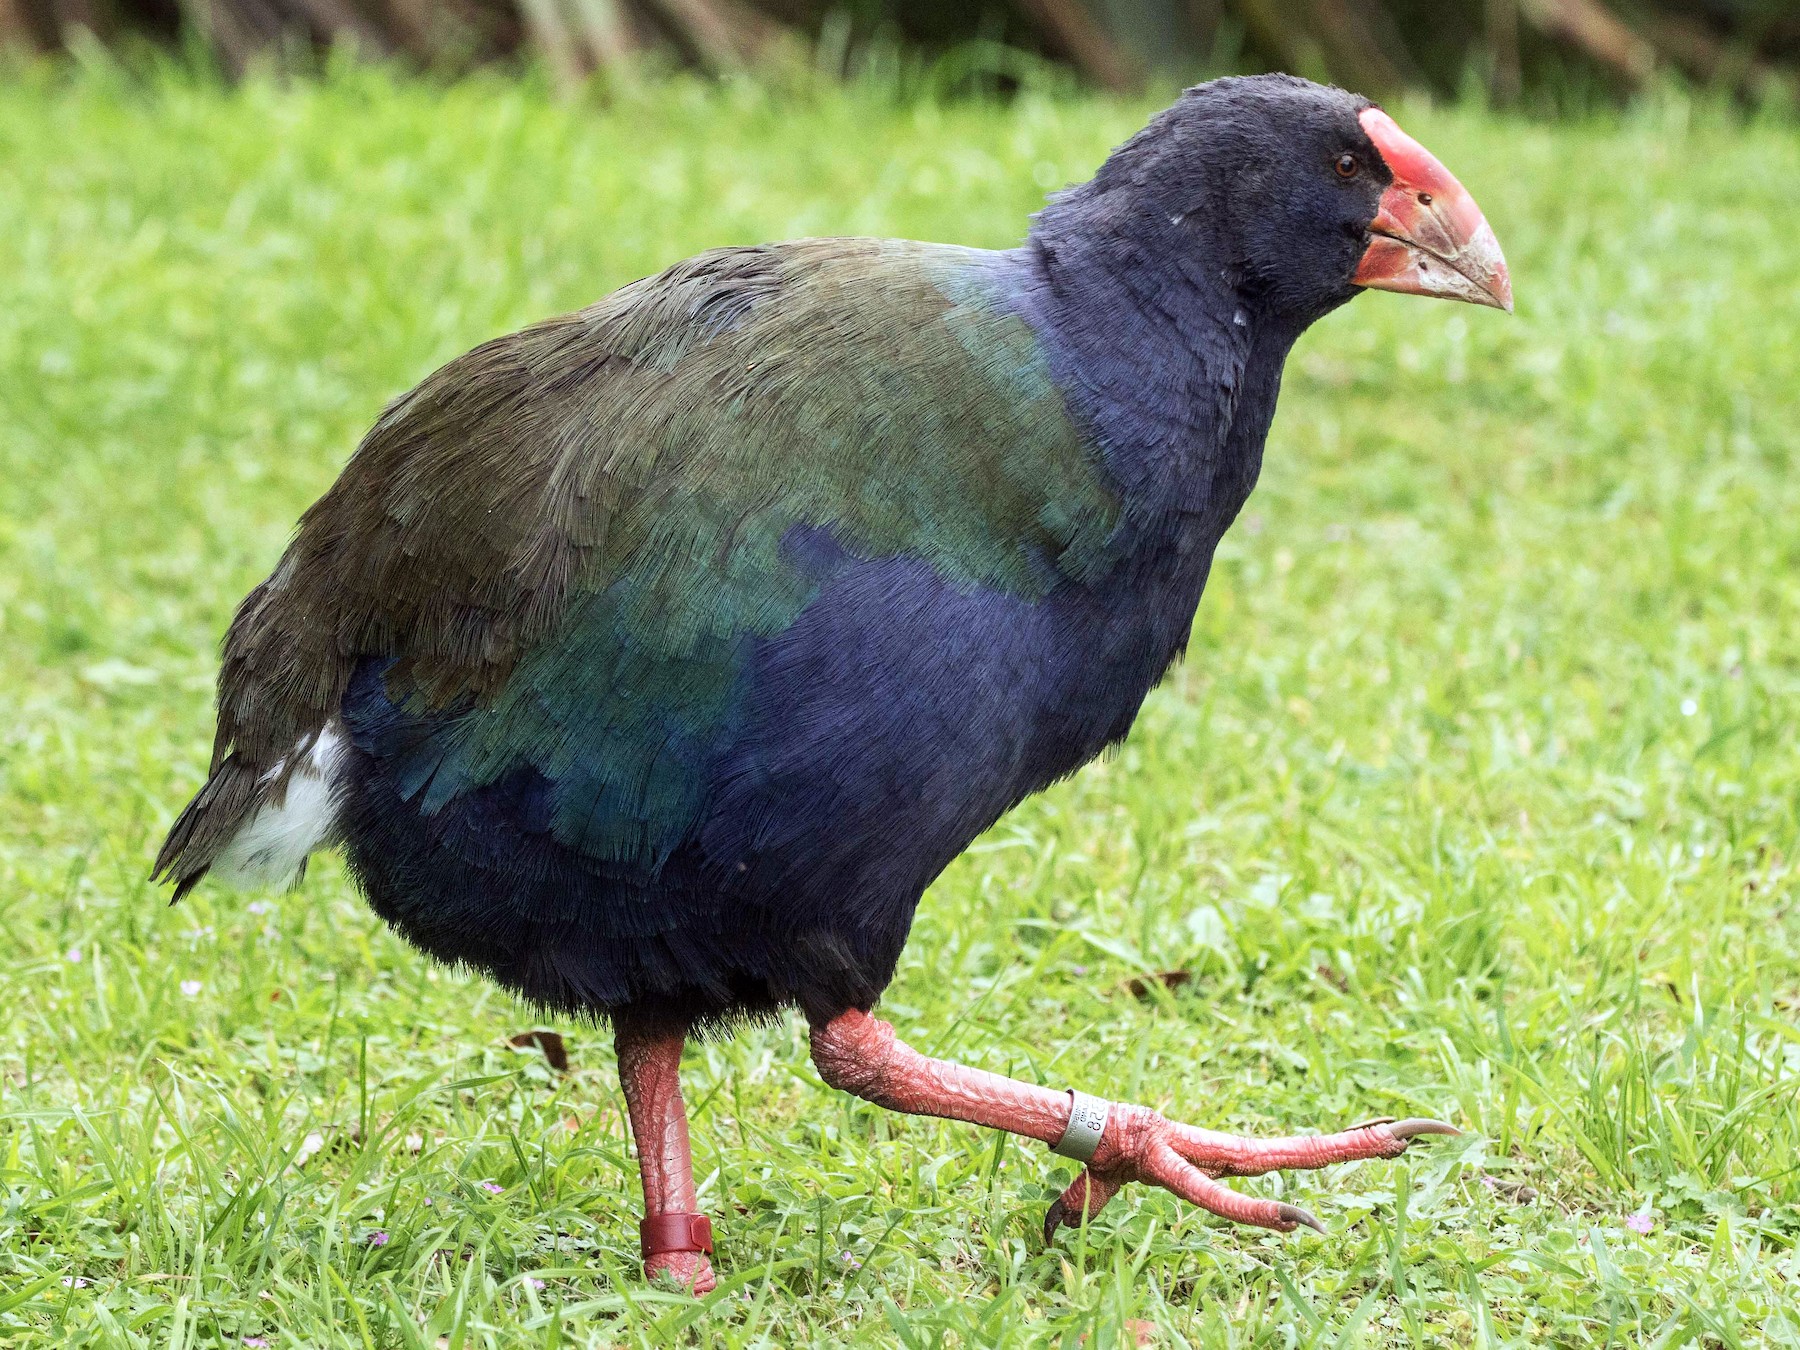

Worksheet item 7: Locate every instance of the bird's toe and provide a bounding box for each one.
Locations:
[645,1250,716,1295]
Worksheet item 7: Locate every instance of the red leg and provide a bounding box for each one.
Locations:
[810,1009,1456,1243]
[614,1020,716,1294]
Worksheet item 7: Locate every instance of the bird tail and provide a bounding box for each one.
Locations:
[153,757,266,902]
[152,724,347,902]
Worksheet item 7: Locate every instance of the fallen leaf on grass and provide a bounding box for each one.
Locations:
[508,1030,569,1071]
[1123,970,1192,999]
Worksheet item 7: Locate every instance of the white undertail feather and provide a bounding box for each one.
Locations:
[211,723,347,889]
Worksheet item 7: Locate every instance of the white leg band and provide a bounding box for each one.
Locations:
[1051,1090,1110,1163]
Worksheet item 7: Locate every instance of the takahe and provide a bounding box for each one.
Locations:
[157,75,1511,1292]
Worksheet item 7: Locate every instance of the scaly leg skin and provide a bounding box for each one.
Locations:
[809,1009,1457,1244]
[614,1020,717,1294]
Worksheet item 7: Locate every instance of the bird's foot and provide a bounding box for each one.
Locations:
[806,1009,1457,1247]
[1043,1109,1457,1242]
[645,1249,717,1295]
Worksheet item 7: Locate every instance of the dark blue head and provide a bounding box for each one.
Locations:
[1038,74,1510,331]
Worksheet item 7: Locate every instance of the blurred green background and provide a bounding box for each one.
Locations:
[2,0,1797,104]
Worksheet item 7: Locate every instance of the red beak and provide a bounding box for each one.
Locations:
[1353,108,1512,313]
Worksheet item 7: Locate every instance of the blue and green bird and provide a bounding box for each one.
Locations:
[158,76,1512,1288]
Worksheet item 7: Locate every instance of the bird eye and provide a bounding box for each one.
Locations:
[1334,153,1359,179]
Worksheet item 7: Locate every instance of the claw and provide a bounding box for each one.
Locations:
[1279,1203,1328,1234]
[1046,1113,1456,1248]
[1388,1117,1460,1140]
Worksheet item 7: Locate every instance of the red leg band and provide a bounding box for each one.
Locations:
[640,1212,713,1259]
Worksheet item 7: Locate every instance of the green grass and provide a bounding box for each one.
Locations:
[2,62,1799,1347]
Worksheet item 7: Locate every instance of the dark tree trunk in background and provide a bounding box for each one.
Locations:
[1523,0,1657,85]
[1019,0,1140,91]
[1235,0,1420,91]
[1,0,1793,101]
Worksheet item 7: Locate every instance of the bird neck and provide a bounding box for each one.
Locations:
[1003,197,1308,543]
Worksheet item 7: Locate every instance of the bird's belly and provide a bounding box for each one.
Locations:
[333,552,1189,1028]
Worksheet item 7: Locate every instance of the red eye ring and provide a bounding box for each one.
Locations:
[1335,153,1359,179]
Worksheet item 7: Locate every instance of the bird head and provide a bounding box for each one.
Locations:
[1229,78,1511,320]
[1072,76,1512,326]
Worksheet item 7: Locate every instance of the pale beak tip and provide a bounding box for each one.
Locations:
[1491,265,1515,314]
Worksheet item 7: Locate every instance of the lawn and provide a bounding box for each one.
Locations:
[1,61,1798,1348]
